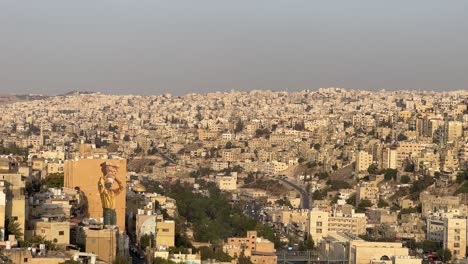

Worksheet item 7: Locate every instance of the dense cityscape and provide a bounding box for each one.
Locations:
[0,88,466,264]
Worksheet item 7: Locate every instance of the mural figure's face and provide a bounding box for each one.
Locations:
[105,181,113,190]
[105,165,118,178]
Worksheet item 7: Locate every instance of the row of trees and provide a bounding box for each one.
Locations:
[146,180,281,251]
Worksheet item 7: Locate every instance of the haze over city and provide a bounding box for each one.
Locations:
[1,2,468,264]
[1,0,467,95]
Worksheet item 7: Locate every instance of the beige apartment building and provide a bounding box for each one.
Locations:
[221,149,241,162]
[224,231,277,264]
[265,161,288,175]
[0,169,27,241]
[197,130,218,141]
[46,161,64,175]
[420,192,460,217]
[427,214,467,260]
[382,147,398,170]
[156,219,175,248]
[446,121,463,143]
[84,228,118,264]
[215,172,237,191]
[309,208,366,243]
[356,182,379,206]
[33,219,70,245]
[349,240,418,264]
[318,233,421,264]
[355,151,373,173]
[396,142,428,168]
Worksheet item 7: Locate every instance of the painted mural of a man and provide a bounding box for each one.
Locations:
[98,162,124,226]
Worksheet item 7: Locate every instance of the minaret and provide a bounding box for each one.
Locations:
[40,124,44,145]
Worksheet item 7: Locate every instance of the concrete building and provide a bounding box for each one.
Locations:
[264,161,288,175]
[33,218,70,245]
[156,219,175,248]
[446,121,463,143]
[382,147,398,170]
[309,208,366,243]
[215,172,237,191]
[427,214,467,260]
[349,240,417,264]
[420,192,460,217]
[318,233,421,264]
[64,158,127,231]
[356,182,379,206]
[84,227,118,264]
[0,171,27,241]
[224,231,277,264]
[355,151,373,173]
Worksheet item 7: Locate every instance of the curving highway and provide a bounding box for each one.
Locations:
[277,177,310,209]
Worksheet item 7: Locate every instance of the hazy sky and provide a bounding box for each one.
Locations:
[1,1,467,95]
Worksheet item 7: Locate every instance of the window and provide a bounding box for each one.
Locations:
[24,258,28,262]
[13,216,18,221]
[162,228,169,232]
[454,243,460,248]
[316,229,322,233]
[59,231,64,236]
[317,222,322,227]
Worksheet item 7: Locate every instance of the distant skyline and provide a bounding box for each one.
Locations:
[1,1,467,95]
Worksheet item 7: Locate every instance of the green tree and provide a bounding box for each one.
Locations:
[397,134,408,141]
[346,194,356,205]
[415,240,441,253]
[365,224,396,242]
[244,174,255,184]
[328,180,351,191]
[198,246,232,261]
[409,176,433,200]
[161,181,265,244]
[113,256,130,264]
[377,198,389,208]
[41,172,64,188]
[367,164,378,175]
[255,128,270,137]
[26,235,58,251]
[436,248,452,262]
[313,143,321,151]
[153,257,177,264]
[0,143,28,156]
[299,234,315,251]
[400,175,411,184]
[456,170,468,184]
[456,181,468,194]
[275,198,293,208]
[356,199,372,213]
[61,261,82,264]
[237,250,253,264]
[6,218,23,241]
[140,233,155,249]
[404,161,415,172]
[317,172,329,180]
[294,122,305,131]
[225,141,234,149]
[234,120,244,133]
[312,189,327,200]
[383,169,397,181]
